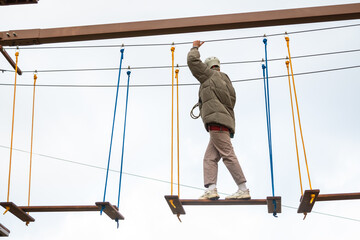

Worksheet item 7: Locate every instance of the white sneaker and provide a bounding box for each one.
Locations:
[225,189,251,200]
[199,189,220,200]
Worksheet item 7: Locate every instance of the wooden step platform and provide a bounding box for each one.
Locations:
[0,224,10,237]
[0,201,124,222]
[165,195,281,215]
[298,189,320,214]
[96,202,124,220]
[165,195,186,215]
[298,190,360,214]
[267,196,282,214]
[0,202,35,223]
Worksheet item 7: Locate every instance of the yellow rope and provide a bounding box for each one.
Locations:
[7,51,19,202]
[285,36,312,190]
[3,207,10,215]
[28,73,37,207]
[286,60,303,195]
[169,200,176,209]
[175,68,180,198]
[170,46,175,195]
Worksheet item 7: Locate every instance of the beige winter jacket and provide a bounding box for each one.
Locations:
[187,47,236,134]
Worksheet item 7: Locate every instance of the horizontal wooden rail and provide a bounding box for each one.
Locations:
[0,0,38,6]
[165,195,281,216]
[0,3,360,46]
[316,192,360,201]
[0,201,124,222]
[20,205,100,212]
[180,199,267,205]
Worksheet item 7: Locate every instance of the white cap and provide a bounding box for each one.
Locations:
[205,56,220,68]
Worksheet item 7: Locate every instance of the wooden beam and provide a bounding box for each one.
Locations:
[95,202,124,220]
[297,189,320,214]
[266,196,282,214]
[0,202,124,222]
[0,3,360,46]
[316,192,360,201]
[0,202,35,223]
[165,195,186,215]
[180,199,268,205]
[0,0,38,6]
[0,45,22,75]
[20,205,101,212]
[165,195,282,216]
[0,223,10,237]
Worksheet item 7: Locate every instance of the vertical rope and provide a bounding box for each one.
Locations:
[285,36,312,190]
[286,61,303,195]
[103,49,125,206]
[170,46,175,195]
[7,50,19,203]
[263,38,277,217]
[117,70,131,209]
[28,72,37,207]
[262,39,276,198]
[261,64,276,196]
[175,68,180,198]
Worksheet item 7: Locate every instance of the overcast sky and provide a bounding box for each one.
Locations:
[1,0,360,239]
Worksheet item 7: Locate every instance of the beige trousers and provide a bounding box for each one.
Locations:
[203,130,246,187]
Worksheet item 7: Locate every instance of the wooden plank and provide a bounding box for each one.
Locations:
[165,196,280,215]
[0,202,124,222]
[95,202,124,220]
[266,196,282,214]
[297,189,320,213]
[0,223,10,237]
[0,202,35,222]
[0,0,38,5]
[20,205,100,212]
[180,199,268,205]
[164,195,186,215]
[0,4,360,46]
[317,192,360,201]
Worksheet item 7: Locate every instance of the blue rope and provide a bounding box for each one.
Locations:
[117,70,131,209]
[262,38,277,217]
[102,49,125,213]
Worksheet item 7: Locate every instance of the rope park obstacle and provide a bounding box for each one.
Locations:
[0,3,359,233]
[164,35,360,221]
[0,48,133,228]
[284,36,360,219]
[1,32,358,228]
[164,40,282,222]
